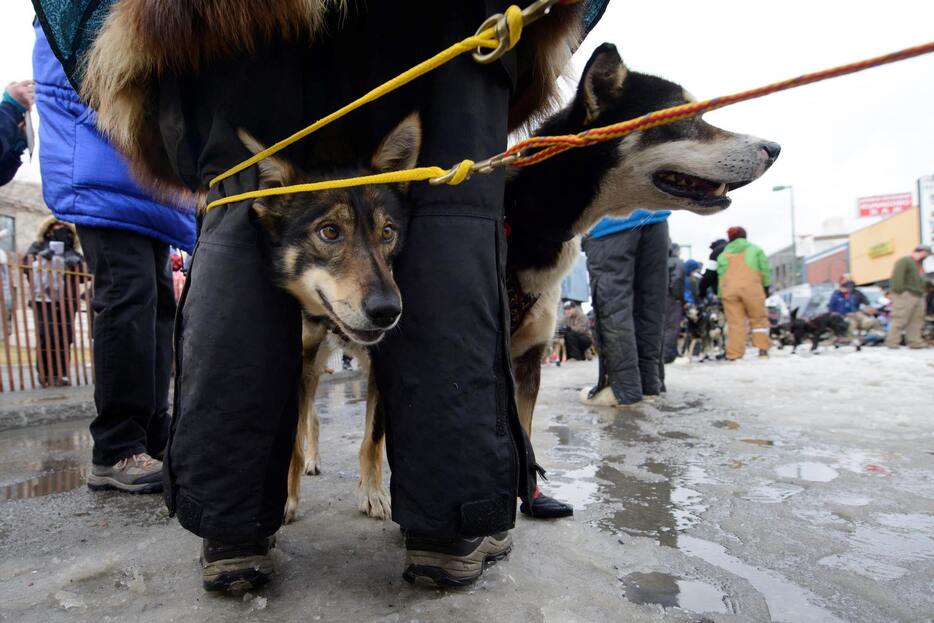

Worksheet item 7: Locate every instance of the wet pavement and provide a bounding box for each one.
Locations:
[0,348,932,622]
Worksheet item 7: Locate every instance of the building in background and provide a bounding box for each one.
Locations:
[0,181,52,258]
[769,226,848,290]
[849,206,921,285]
[768,244,802,291]
[804,242,849,285]
[919,174,934,274]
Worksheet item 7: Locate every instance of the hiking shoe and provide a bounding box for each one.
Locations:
[758,349,770,358]
[201,536,276,593]
[87,453,163,494]
[403,532,512,587]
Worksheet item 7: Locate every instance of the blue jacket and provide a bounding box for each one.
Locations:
[588,210,671,239]
[828,289,860,315]
[684,259,702,305]
[0,95,27,186]
[32,25,195,251]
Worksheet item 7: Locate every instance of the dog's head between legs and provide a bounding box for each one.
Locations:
[238,113,422,345]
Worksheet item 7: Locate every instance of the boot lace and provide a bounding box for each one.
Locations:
[115,453,160,470]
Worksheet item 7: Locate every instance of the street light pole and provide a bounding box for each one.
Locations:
[773,185,797,286]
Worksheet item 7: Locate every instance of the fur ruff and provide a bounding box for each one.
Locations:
[80,0,580,196]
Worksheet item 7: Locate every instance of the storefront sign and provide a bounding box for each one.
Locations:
[868,240,893,259]
[857,193,912,218]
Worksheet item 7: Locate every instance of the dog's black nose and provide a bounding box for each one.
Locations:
[761,141,781,160]
[363,294,401,328]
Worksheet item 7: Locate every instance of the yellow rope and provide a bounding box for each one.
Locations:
[206,165,471,211]
[203,2,934,214]
[206,6,526,208]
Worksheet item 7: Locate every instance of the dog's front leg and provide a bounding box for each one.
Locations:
[514,343,546,436]
[284,324,328,524]
[284,363,314,524]
[357,365,391,519]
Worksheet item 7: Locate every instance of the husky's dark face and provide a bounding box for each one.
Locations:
[573,43,780,218]
[238,114,421,345]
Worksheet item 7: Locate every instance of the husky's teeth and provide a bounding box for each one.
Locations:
[715,183,727,196]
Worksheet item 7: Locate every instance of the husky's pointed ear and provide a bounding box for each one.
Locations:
[372,113,422,174]
[237,129,295,190]
[579,43,628,123]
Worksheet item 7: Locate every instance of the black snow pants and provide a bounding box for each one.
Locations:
[371,52,530,538]
[160,2,530,543]
[77,226,175,466]
[582,221,669,405]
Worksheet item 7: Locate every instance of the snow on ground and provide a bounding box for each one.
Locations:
[0,345,931,622]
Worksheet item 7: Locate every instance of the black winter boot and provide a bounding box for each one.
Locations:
[201,536,275,593]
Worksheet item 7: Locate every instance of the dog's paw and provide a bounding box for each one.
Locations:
[304,456,321,476]
[283,498,299,524]
[357,485,391,520]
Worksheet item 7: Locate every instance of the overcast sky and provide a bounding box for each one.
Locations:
[3,1,933,260]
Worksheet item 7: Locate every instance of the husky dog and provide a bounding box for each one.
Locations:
[235,114,422,524]
[682,304,726,361]
[285,43,782,523]
[503,42,780,433]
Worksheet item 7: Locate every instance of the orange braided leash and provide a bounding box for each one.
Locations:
[506,40,934,167]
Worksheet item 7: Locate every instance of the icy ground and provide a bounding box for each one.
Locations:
[0,347,932,622]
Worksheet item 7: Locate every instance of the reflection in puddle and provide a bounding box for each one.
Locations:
[318,378,367,415]
[1,429,93,500]
[818,513,934,581]
[596,460,709,546]
[2,462,90,500]
[544,423,603,510]
[775,462,839,482]
[621,572,732,614]
[679,535,845,622]
[742,481,803,504]
[655,399,703,413]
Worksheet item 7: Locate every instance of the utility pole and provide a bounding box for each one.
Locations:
[773,185,797,286]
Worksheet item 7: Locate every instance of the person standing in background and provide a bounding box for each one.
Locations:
[885,245,931,349]
[684,259,702,307]
[0,80,34,185]
[33,25,196,493]
[559,300,593,361]
[698,238,727,302]
[663,242,685,364]
[717,226,772,360]
[581,209,670,407]
[25,218,84,386]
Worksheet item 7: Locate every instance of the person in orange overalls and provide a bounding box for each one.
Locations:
[716,227,772,359]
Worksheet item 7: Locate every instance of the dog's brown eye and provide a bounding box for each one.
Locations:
[318,224,341,242]
[381,225,397,244]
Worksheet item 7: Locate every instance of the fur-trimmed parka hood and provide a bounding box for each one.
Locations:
[34,216,80,249]
[79,0,582,195]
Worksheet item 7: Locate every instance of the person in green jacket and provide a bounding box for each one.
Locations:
[885,245,931,348]
[717,226,772,359]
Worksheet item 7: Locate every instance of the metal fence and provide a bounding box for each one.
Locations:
[0,258,95,392]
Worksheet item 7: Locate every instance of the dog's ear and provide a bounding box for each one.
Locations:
[237,129,296,189]
[372,113,422,175]
[578,43,628,123]
[237,129,296,226]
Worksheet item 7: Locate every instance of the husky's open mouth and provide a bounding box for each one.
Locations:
[653,170,752,209]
